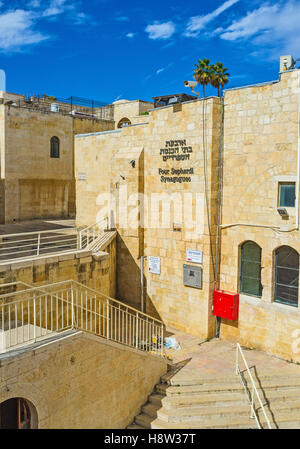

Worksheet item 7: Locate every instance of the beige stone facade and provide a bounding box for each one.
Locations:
[113,99,153,129]
[0,237,116,298]
[0,331,166,428]
[75,98,221,339]
[75,68,300,362]
[0,94,115,223]
[219,70,300,361]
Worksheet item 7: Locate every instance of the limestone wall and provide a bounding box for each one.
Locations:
[1,105,114,222]
[113,100,153,128]
[143,99,221,336]
[75,99,221,337]
[219,70,300,361]
[0,331,166,428]
[0,238,116,298]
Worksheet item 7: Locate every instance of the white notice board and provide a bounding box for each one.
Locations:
[148,256,161,275]
[186,249,203,264]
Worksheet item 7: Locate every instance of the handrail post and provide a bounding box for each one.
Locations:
[37,233,41,256]
[33,292,36,341]
[251,384,255,419]
[106,299,110,339]
[135,312,139,349]
[79,231,82,250]
[71,285,74,329]
[236,343,239,375]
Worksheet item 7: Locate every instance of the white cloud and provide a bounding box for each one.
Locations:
[219,1,300,57]
[42,0,69,17]
[156,68,165,74]
[0,9,48,51]
[185,0,239,37]
[0,1,92,52]
[145,21,175,40]
[126,32,135,38]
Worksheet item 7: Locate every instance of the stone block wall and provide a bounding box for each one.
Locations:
[0,332,166,428]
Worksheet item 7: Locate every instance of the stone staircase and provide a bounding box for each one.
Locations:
[128,369,300,429]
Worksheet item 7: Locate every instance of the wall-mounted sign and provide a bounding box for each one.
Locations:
[186,249,203,264]
[148,256,161,275]
[78,172,87,181]
[183,264,202,289]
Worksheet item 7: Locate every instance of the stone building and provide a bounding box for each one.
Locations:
[75,67,300,362]
[0,92,117,223]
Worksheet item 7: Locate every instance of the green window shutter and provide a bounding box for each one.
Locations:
[240,241,262,297]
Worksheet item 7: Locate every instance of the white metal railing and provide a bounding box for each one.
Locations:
[236,343,272,429]
[0,280,164,358]
[0,228,78,262]
[78,218,109,250]
[0,218,110,263]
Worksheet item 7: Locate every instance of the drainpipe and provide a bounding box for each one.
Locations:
[296,71,300,231]
[140,256,146,313]
[215,95,224,338]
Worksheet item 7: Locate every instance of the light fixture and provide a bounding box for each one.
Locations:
[277,207,289,217]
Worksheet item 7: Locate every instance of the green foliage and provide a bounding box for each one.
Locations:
[193,58,230,98]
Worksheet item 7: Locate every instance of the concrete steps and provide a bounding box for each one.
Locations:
[127,368,300,429]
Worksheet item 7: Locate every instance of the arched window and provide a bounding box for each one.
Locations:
[50,136,60,158]
[274,246,299,307]
[240,241,262,297]
[0,398,38,429]
[117,118,131,128]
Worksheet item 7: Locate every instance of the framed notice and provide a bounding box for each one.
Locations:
[186,249,203,264]
[148,256,161,275]
[78,172,87,181]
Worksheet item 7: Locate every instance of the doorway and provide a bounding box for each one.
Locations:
[0,398,35,429]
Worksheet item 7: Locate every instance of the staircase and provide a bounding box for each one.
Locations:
[128,369,300,429]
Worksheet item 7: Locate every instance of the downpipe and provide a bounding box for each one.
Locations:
[215,95,224,338]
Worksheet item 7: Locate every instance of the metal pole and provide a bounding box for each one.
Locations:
[141,256,145,313]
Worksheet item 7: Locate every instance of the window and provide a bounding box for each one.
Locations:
[117,118,131,128]
[240,241,262,297]
[274,246,299,307]
[279,182,295,207]
[50,136,60,158]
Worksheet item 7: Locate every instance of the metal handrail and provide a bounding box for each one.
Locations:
[0,227,78,262]
[0,280,164,357]
[78,218,109,250]
[236,342,272,429]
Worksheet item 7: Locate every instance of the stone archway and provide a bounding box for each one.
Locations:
[117,117,131,128]
[0,397,38,429]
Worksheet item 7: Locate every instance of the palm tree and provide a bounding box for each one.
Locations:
[193,58,214,98]
[211,62,230,97]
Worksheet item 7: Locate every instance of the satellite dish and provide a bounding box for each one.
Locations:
[0,69,6,92]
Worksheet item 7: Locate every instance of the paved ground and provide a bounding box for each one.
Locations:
[0,219,75,235]
[164,327,300,381]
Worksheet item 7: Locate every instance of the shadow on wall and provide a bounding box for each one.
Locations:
[116,233,162,322]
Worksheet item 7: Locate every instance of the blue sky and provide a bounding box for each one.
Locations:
[0,0,300,103]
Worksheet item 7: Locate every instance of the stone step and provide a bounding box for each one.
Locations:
[162,391,248,409]
[127,424,145,430]
[135,413,154,429]
[158,398,300,424]
[157,377,300,396]
[170,374,300,387]
[151,416,256,429]
[156,382,244,396]
[142,403,160,419]
[157,404,252,423]
[149,393,164,406]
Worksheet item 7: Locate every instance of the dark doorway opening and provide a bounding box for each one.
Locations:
[0,398,32,429]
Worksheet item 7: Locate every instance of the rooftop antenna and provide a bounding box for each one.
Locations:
[0,69,6,92]
[184,80,200,97]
